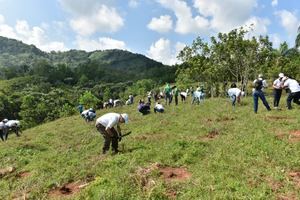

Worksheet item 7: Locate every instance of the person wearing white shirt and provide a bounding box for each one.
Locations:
[95,113,129,154]
[272,73,284,109]
[282,76,300,109]
[154,102,164,113]
[227,83,242,107]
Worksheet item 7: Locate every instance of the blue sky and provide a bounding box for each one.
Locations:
[0,0,299,65]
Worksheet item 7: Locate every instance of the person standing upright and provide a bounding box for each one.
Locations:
[163,83,171,105]
[272,73,284,109]
[253,74,271,113]
[172,86,179,105]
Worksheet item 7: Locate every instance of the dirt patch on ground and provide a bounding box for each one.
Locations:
[159,167,191,182]
[48,180,91,198]
[288,171,300,188]
[197,129,220,142]
[266,116,294,121]
[265,177,284,192]
[289,130,300,143]
[132,163,191,197]
[216,116,235,122]
[16,171,31,178]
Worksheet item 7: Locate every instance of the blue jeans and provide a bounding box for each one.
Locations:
[230,95,236,106]
[253,90,271,113]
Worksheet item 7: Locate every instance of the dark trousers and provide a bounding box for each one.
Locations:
[273,89,282,107]
[139,105,150,115]
[0,127,8,141]
[253,90,271,113]
[165,93,171,105]
[287,91,300,109]
[96,124,119,153]
[230,95,237,106]
[174,95,178,105]
[180,94,186,102]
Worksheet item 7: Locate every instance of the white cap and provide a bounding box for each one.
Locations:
[278,73,284,78]
[258,74,263,78]
[2,119,8,123]
[121,113,129,124]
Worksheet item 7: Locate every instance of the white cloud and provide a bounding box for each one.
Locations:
[147,38,185,65]
[75,36,127,52]
[129,0,139,8]
[276,10,299,37]
[271,0,278,7]
[60,0,124,36]
[147,15,173,33]
[0,17,68,52]
[70,5,124,36]
[0,14,5,24]
[156,0,210,35]
[243,16,270,36]
[193,0,257,32]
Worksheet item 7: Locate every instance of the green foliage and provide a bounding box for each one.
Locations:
[79,91,99,109]
[59,103,77,117]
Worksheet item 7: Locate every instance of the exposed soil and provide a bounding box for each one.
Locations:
[48,180,90,198]
[266,116,294,121]
[206,129,220,139]
[133,162,191,196]
[289,130,300,142]
[159,167,191,182]
[216,116,235,122]
[265,177,283,192]
[288,171,300,188]
[16,171,31,178]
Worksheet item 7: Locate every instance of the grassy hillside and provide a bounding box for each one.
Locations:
[0,96,300,199]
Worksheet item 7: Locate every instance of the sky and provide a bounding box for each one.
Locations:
[0,0,299,65]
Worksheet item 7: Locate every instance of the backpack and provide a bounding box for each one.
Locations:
[254,79,263,90]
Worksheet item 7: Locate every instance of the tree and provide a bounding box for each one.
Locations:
[79,91,99,109]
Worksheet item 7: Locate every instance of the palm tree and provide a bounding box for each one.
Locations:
[295,25,300,49]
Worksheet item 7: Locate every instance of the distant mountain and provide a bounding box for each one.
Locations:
[0,36,175,82]
[0,36,165,68]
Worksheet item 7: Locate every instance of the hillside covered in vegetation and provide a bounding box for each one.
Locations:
[0,97,299,199]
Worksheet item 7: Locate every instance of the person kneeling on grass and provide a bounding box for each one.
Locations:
[95,113,128,154]
[138,100,150,115]
[227,83,242,107]
[154,102,164,113]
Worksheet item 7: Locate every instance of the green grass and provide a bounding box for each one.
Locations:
[0,96,300,199]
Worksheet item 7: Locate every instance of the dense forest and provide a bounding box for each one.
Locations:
[0,36,175,128]
[0,26,300,129]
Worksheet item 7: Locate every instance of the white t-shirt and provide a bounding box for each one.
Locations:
[228,88,241,97]
[96,113,120,130]
[273,78,282,89]
[284,79,300,93]
[155,103,164,110]
[81,110,89,116]
[5,120,20,127]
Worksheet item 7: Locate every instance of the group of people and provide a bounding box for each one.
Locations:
[226,73,300,113]
[0,119,21,141]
